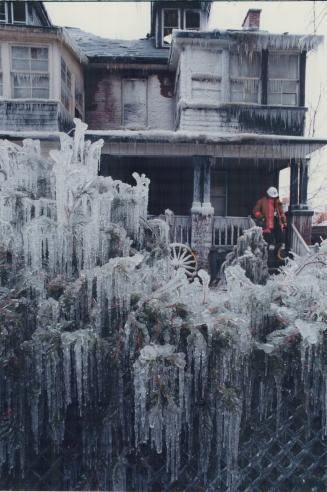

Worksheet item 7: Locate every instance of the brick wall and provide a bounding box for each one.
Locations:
[85,70,174,130]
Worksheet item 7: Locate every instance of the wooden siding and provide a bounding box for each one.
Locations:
[0,100,73,131]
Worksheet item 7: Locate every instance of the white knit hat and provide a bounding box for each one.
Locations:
[267,186,278,198]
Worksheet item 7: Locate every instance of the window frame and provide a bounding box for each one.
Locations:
[61,57,72,112]
[267,51,300,107]
[229,51,261,105]
[10,44,50,99]
[161,8,181,47]
[0,46,3,97]
[184,9,201,31]
[0,2,8,23]
[122,78,148,129]
[211,170,228,217]
[11,2,28,25]
[75,79,84,118]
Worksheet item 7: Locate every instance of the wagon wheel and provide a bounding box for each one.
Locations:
[169,243,197,277]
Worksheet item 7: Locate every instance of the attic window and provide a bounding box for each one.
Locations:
[162,8,180,46]
[12,2,27,24]
[0,2,7,23]
[185,10,200,30]
[268,53,299,106]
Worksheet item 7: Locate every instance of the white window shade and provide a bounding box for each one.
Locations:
[123,79,147,128]
[230,52,261,104]
[268,53,299,106]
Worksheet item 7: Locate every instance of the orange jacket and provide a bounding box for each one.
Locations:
[253,196,287,232]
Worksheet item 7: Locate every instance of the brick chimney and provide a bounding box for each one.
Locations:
[242,9,261,30]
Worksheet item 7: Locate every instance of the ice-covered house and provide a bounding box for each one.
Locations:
[0,0,326,268]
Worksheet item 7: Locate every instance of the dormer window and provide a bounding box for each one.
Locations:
[185,10,200,30]
[0,2,28,24]
[0,2,7,23]
[162,9,180,46]
[12,2,27,24]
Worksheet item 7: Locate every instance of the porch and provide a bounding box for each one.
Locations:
[88,129,327,265]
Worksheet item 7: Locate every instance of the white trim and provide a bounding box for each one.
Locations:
[0,2,8,23]
[162,8,181,47]
[267,52,300,107]
[10,44,50,99]
[184,9,201,30]
[11,2,28,25]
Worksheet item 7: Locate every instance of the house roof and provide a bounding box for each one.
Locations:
[65,27,169,64]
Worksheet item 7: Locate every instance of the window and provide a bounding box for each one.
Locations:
[162,8,180,45]
[61,58,72,111]
[12,2,26,24]
[185,10,200,30]
[0,2,7,22]
[268,53,299,106]
[75,80,84,118]
[11,46,49,98]
[230,52,261,104]
[211,171,227,216]
[0,48,2,96]
[122,79,147,128]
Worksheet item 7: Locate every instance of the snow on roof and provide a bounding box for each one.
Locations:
[65,27,169,63]
[172,29,323,52]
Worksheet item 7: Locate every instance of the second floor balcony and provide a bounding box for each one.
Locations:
[176,102,307,136]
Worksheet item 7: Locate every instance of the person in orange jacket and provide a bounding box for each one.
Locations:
[253,187,287,245]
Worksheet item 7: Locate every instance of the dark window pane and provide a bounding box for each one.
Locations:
[13,2,26,23]
[164,9,178,27]
[31,47,48,60]
[0,2,6,22]
[185,10,200,29]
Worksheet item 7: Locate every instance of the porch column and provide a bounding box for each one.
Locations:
[288,158,313,246]
[299,158,309,209]
[191,156,214,269]
[289,159,299,211]
[202,159,214,214]
[191,157,202,213]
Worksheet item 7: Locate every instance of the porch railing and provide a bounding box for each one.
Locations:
[212,216,255,247]
[167,215,192,245]
[148,214,254,248]
[290,223,311,257]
